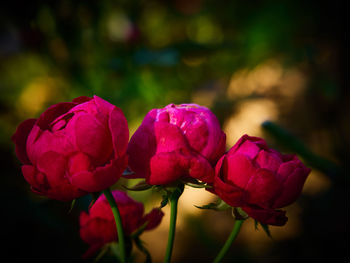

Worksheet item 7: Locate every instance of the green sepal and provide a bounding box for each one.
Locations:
[93,244,110,263]
[254,220,272,238]
[232,207,249,220]
[68,199,76,214]
[123,181,153,191]
[130,221,148,239]
[160,194,169,208]
[194,198,231,211]
[89,192,101,209]
[134,237,152,263]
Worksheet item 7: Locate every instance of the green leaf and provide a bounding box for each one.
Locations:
[123,181,153,191]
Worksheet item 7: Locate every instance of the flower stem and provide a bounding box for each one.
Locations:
[213,219,244,263]
[103,189,127,263]
[163,186,183,263]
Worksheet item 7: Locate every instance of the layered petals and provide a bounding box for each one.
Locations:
[80,190,164,258]
[213,134,310,226]
[127,103,226,185]
[12,96,129,201]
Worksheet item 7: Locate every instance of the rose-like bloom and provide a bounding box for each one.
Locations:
[80,190,164,258]
[127,103,226,185]
[214,134,311,226]
[12,96,129,201]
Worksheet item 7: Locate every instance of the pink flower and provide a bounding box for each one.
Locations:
[12,96,129,201]
[80,190,164,258]
[214,135,311,226]
[127,103,226,185]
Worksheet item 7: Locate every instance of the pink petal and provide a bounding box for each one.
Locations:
[36,151,67,187]
[225,153,256,189]
[12,118,36,164]
[188,153,215,183]
[149,151,189,185]
[154,122,188,153]
[68,152,92,175]
[144,208,164,230]
[245,168,282,207]
[242,205,288,226]
[22,164,49,191]
[74,114,113,166]
[213,157,246,207]
[235,139,262,160]
[256,150,282,172]
[127,120,157,179]
[273,167,311,208]
[109,107,129,158]
[72,96,92,104]
[36,102,76,131]
[69,155,127,192]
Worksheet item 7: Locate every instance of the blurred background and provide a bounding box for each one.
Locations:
[1,0,348,262]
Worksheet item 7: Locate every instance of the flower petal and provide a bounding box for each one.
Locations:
[245,168,282,207]
[69,155,127,192]
[273,166,311,208]
[242,205,288,226]
[12,118,36,164]
[109,107,129,158]
[144,208,164,230]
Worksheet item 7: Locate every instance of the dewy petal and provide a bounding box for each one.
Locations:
[154,122,189,153]
[45,183,86,201]
[242,205,288,226]
[273,167,311,208]
[12,118,36,164]
[69,155,127,192]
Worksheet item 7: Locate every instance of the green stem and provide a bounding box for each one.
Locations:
[103,189,127,263]
[213,219,244,263]
[163,187,183,263]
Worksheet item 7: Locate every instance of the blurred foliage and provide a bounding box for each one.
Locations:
[0,0,348,263]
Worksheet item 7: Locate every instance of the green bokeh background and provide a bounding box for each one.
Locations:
[1,0,348,262]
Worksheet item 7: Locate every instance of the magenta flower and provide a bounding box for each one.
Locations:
[214,134,311,226]
[12,96,129,201]
[127,103,226,185]
[80,190,164,258]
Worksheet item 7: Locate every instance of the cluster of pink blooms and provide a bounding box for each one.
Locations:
[12,96,310,257]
